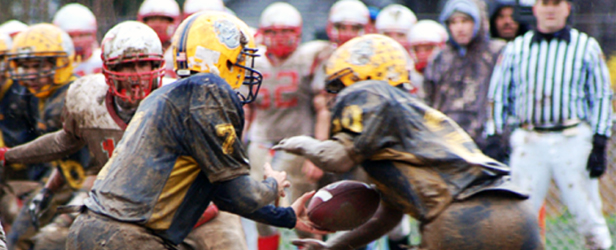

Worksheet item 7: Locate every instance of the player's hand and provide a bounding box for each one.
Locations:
[0,147,9,167]
[29,188,54,229]
[587,134,608,178]
[291,191,332,235]
[291,239,330,250]
[302,160,324,183]
[263,162,290,198]
[272,136,318,155]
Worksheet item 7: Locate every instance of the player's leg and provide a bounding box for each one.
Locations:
[247,142,278,249]
[420,191,543,250]
[180,211,248,250]
[66,210,168,250]
[509,129,552,212]
[552,124,612,250]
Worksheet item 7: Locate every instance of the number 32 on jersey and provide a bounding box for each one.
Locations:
[256,71,299,109]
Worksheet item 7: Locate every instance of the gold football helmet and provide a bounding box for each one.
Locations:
[171,11,262,103]
[325,34,410,93]
[0,33,12,75]
[7,23,75,98]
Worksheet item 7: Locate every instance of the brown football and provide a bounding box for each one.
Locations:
[307,180,380,231]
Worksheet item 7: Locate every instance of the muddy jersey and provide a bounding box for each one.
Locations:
[86,73,250,245]
[330,80,519,222]
[74,48,103,77]
[31,80,90,186]
[249,40,329,142]
[0,80,43,177]
[62,74,126,174]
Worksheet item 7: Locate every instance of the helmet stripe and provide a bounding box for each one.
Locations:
[177,14,200,71]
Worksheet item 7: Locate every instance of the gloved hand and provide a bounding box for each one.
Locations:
[483,135,510,163]
[272,136,319,156]
[0,147,8,167]
[587,134,608,178]
[29,188,54,229]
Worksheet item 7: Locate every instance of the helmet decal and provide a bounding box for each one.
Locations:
[214,19,241,49]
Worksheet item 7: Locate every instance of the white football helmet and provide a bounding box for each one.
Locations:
[137,0,181,47]
[375,4,417,49]
[53,3,98,61]
[182,0,225,19]
[101,21,165,103]
[408,20,448,72]
[327,0,370,45]
[0,20,28,38]
[259,2,302,59]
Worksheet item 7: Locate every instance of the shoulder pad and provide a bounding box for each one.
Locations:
[65,74,119,129]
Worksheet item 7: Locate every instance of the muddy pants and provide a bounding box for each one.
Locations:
[420,191,543,250]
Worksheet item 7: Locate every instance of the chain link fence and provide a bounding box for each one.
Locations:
[540,124,616,250]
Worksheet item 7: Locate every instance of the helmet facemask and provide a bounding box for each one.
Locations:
[235,44,263,104]
[8,53,69,97]
[103,53,165,105]
[261,26,301,59]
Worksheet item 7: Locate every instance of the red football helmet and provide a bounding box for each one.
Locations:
[137,0,181,47]
[258,2,302,59]
[326,0,370,46]
[101,21,165,103]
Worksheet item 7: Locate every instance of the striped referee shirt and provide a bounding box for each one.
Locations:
[486,26,613,136]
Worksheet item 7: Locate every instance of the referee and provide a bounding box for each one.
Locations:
[486,0,613,249]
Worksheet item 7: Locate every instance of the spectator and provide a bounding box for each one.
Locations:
[489,0,530,41]
[424,0,505,150]
[486,0,613,249]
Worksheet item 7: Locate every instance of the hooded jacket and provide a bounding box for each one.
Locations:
[488,0,531,41]
[424,0,505,149]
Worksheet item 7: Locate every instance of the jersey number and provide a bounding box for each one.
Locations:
[332,105,363,133]
[257,71,299,109]
[216,124,236,155]
[101,138,116,158]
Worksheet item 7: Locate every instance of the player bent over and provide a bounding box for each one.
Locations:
[274,34,543,250]
[66,12,325,250]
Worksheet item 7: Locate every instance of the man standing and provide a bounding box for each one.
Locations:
[487,0,613,249]
[424,0,505,150]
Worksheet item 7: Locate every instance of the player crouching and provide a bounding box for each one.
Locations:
[274,34,543,250]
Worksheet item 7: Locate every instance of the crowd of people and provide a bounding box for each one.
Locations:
[0,0,612,249]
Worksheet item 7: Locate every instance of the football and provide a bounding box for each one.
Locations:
[307,180,380,231]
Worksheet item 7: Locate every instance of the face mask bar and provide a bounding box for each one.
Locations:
[6,53,68,96]
[325,67,353,94]
[102,56,165,104]
[236,47,263,105]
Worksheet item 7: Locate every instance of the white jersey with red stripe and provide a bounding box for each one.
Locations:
[74,48,103,77]
[248,40,329,143]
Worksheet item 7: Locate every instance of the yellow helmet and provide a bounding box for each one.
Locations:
[7,23,75,98]
[325,34,410,93]
[171,11,262,103]
[0,33,12,74]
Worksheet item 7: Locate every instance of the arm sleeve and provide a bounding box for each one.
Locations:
[5,107,85,164]
[212,175,296,228]
[584,38,613,136]
[486,42,516,136]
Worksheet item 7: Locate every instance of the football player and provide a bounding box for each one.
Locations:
[0,20,28,38]
[65,12,325,250]
[0,32,42,231]
[138,0,181,79]
[52,3,102,76]
[244,2,330,249]
[306,0,371,185]
[374,4,417,51]
[407,20,448,100]
[2,23,90,249]
[275,34,543,250]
